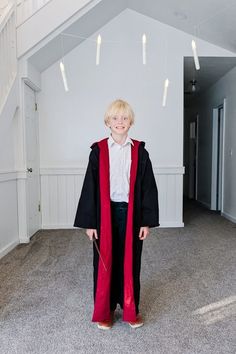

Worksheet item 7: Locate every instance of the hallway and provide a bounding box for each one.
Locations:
[0,199,235,354]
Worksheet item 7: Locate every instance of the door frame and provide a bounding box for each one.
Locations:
[195,114,199,201]
[211,99,226,212]
[24,80,42,238]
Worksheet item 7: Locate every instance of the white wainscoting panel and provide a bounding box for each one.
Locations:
[155,167,184,227]
[0,172,19,259]
[40,166,185,229]
[41,168,84,228]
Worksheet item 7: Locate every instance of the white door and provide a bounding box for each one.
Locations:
[25,83,41,237]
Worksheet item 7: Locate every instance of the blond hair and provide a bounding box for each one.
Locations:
[104,99,135,125]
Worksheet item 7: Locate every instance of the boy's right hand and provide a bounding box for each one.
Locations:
[86,229,98,241]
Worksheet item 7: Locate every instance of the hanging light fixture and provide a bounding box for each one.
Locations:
[59,34,69,92]
[162,78,169,107]
[59,61,69,92]
[142,34,147,65]
[96,34,102,65]
[191,40,200,70]
[191,79,197,92]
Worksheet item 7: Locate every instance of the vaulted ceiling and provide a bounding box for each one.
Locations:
[127,0,236,53]
[28,0,236,94]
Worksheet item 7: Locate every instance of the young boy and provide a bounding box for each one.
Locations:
[74,99,159,330]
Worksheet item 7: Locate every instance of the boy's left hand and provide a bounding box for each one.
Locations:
[139,226,150,240]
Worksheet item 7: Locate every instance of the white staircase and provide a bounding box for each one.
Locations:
[1,0,97,112]
[16,0,97,58]
[0,1,17,113]
[16,0,51,26]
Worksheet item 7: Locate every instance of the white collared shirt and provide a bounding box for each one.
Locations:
[107,135,133,202]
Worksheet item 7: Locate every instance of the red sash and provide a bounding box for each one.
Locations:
[92,137,140,322]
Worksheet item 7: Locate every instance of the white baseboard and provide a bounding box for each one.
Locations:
[42,224,76,229]
[0,240,19,259]
[221,211,236,224]
[159,222,184,228]
[19,238,30,243]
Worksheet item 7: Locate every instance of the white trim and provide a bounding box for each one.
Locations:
[17,178,29,243]
[40,166,185,176]
[17,170,27,179]
[221,98,226,215]
[154,166,185,175]
[158,222,184,228]
[19,238,30,243]
[0,240,19,260]
[211,107,218,210]
[40,167,87,175]
[23,77,41,92]
[0,171,17,182]
[42,224,77,229]
[0,170,27,182]
[0,166,185,180]
[221,211,236,224]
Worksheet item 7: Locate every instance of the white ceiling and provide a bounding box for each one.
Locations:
[128,0,236,53]
[28,0,236,93]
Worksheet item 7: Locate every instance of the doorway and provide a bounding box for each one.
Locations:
[188,115,199,200]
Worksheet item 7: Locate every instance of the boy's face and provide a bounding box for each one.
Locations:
[107,113,131,136]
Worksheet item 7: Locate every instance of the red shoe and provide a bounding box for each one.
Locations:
[97,311,114,330]
[128,314,144,329]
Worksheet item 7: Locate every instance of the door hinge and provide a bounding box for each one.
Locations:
[38,203,41,212]
[35,103,38,111]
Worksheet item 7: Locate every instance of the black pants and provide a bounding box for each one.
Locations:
[110,201,128,311]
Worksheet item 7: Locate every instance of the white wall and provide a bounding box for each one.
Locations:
[39,9,233,168]
[188,66,236,222]
[0,58,40,257]
[0,79,18,171]
[38,9,234,228]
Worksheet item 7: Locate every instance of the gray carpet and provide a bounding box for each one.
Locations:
[0,199,235,354]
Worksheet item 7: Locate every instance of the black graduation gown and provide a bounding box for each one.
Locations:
[74,139,159,318]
